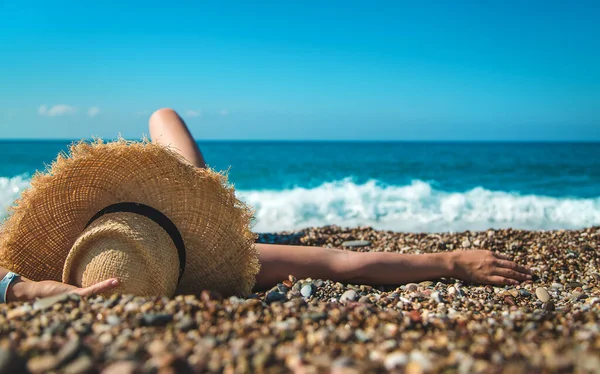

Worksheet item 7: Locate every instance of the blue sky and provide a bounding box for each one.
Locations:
[0,1,598,140]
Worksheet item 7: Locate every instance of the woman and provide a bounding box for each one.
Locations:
[0,108,531,303]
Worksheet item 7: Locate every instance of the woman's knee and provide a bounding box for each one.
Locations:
[149,108,179,128]
[148,108,187,141]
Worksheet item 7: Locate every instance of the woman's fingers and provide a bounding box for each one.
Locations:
[493,267,531,282]
[493,253,512,261]
[74,278,119,297]
[495,259,531,275]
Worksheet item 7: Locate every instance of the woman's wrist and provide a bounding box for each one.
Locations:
[5,278,32,302]
[443,251,458,278]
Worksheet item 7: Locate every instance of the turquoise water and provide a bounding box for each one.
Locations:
[1,140,599,232]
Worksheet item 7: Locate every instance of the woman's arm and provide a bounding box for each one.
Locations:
[255,243,532,289]
[1,267,119,303]
[143,109,533,290]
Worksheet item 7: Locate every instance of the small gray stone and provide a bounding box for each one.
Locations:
[300,284,314,298]
[405,283,419,292]
[314,279,324,288]
[341,240,371,248]
[519,289,532,297]
[461,239,471,248]
[354,329,370,342]
[266,291,286,303]
[56,337,81,365]
[141,313,173,326]
[340,290,357,303]
[176,316,196,332]
[0,345,26,373]
[106,315,121,326]
[551,282,564,290]
[430,291,442,303]
[543,300,556,312]
[535,287,551,303]
[568,281,583,289]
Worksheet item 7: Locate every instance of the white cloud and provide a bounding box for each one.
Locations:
[87,106,100,118]
[186,109,202,118]
[219,109,229,116]
[38,104,77,117]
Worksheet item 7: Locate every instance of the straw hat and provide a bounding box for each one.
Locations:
[0,139,260,297]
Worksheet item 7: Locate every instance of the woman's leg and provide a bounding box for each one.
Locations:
[148,108,206,168]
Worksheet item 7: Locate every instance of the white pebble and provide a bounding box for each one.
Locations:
[384,352,408,370]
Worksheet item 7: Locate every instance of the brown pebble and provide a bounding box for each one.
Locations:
[101,361,138,374]
[535,287,551,303]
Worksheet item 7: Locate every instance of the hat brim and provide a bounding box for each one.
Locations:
[0,139,260,296]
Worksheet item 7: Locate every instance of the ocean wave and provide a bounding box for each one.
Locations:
[0,176,30,218]
[2,176,599,233]
[238,179,600,233]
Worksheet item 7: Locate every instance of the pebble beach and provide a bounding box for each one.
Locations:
[1,226,599,374]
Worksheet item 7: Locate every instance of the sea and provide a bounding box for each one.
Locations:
[1,140,599,233]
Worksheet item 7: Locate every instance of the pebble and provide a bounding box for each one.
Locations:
[535,287,551,303]
[544,300,556,312]
[341,240,371,248]
[340,290,357,303]
[106,315,121,326]
[571,292,586,301]
[568,282,583,289]
[63,355,93,374]
[266,291,287,303]
[384,352,408,370]
[300,284,314,298]
[102,361,138,374]
[141,313,172,326]
[519,289,532,297]
[27,355,59,373]
[175,316,196,331]
[406,283,419,292]
[0,345,25,373]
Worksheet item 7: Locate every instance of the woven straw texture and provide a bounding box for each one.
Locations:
[0,139,260,296]
[63,213,180,297]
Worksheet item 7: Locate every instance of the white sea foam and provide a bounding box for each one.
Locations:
[0,176,30,220]
[1,176,599,233]
[238,179,600,233]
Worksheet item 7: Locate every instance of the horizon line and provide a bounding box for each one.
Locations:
[1,138,600,144]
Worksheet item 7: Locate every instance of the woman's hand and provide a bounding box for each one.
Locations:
[449,250,532,285]
[8,278,119,302]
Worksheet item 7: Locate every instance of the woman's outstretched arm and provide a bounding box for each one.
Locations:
[254,243,532,289]
[147,108,533,290]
